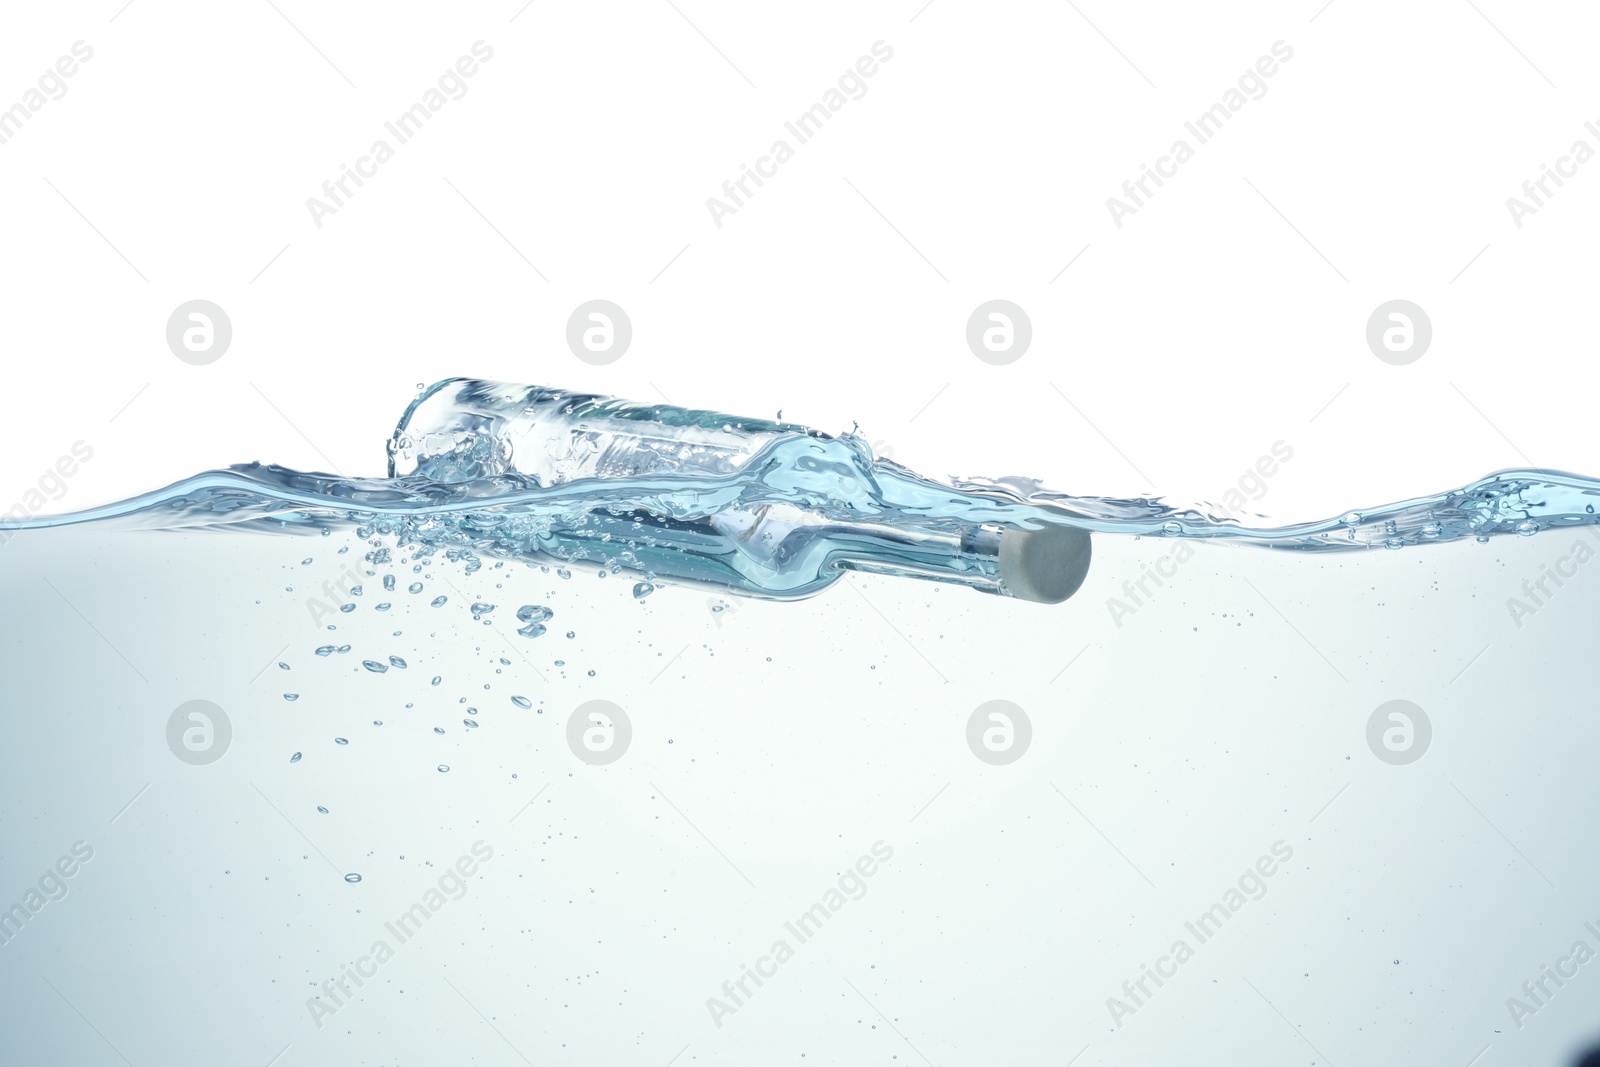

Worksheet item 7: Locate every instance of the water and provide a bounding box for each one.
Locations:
[6,437,1600,560]
[3,388,1599,1065]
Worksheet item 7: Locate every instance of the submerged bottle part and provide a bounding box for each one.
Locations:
[389,378,1091,604]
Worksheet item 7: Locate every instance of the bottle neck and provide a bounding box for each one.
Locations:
[710,504,1008,595]
[820,519,1008,595]
[505,503,1008,600]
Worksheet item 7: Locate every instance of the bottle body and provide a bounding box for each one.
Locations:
[390,379,1091,603]
[388,379,813,484]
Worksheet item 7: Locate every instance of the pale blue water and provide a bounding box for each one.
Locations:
[5,385,1600,1066]
[5,429,1598,571]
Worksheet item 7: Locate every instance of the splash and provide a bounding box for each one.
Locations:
[4,382,1599,600]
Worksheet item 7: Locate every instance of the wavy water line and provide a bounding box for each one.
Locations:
[3,451,1598,555]
[948,467,1600,549]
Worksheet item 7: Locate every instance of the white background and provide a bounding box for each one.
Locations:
[3,3,1600,1066]
[2,1,1595,516]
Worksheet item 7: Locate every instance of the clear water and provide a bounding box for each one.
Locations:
[8,436,1600,558]
[4,400,1599,1065]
